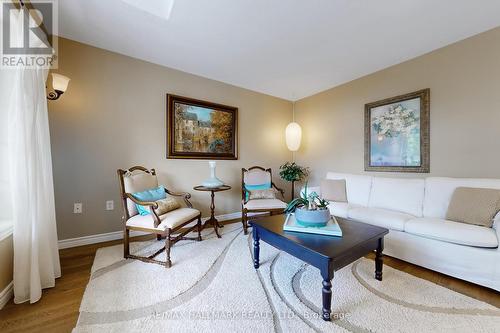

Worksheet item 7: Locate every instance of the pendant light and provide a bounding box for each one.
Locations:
[285,101,302,152]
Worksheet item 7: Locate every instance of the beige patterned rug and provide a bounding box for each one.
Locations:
[74,223,500,332]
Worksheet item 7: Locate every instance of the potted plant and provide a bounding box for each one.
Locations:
[284,184,330,227]
[279,162,309,200]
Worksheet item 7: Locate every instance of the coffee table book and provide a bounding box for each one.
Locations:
[283,213,343,237]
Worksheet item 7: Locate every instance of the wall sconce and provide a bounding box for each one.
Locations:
[47,73,70,100]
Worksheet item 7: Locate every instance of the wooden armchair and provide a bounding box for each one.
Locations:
[241,166,286,234]
[117,166,202,268]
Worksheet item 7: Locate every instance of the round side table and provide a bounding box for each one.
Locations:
[193,185,231,238]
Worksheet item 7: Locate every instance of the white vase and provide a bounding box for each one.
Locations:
[202,161,224,188]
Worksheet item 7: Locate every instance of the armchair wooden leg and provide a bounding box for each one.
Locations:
[165,229,172,268]
[197,217,202,241]
[242,209,248,235]
[124,228,130,258]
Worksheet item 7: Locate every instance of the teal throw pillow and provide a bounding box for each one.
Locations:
[132,186,166,216]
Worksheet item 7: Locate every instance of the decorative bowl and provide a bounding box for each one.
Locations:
[295,207,331,227]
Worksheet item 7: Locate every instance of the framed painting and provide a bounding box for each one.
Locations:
[364,89,430,173]
[167,94,238,160]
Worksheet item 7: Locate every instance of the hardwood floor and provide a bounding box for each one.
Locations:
[0,221,498,332]
[0,235,152,333]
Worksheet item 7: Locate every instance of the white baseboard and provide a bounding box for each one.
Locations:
[0,281,13,310]
[58,211,258,250]
[58,230,146,249]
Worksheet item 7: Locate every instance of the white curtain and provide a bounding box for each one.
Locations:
[2,8,61,304]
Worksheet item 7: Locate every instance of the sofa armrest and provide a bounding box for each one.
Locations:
[493,212,500,250]
[300,185,321,198]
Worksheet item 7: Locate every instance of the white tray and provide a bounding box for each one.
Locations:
[283,213,342,237]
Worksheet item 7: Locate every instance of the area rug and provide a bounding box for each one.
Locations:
[74,223,500,332]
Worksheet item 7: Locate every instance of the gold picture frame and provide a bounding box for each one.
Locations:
[167,94,238,160]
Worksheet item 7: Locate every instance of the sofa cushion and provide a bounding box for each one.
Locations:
[405,218,499,248]
[326,172,372,206]
[347,207,414,231]
[423,177,500,219]
[244,199,287,210]
[327,202,361,219]
[126,207,200,231]
[446,187,500,227]
[368,177,425,217]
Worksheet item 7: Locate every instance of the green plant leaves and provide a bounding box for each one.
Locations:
[279,162,310,182]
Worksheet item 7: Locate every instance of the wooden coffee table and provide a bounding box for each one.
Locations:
[251,215,389,321]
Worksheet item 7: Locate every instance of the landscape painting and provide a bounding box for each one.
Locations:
[364,89,430,173]
[167,94,238,159]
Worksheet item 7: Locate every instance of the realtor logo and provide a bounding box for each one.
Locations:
[1,0,58,68]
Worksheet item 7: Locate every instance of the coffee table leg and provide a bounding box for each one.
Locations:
[375,237,384,281]
[253,228,260,269]
[321,270,333,321]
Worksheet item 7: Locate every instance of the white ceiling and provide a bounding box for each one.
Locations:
[56,0,500,101]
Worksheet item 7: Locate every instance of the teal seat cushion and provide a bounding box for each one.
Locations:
[132,186,166,216]
[245,182,271,201]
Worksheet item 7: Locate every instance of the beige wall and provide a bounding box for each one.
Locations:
[295,27,500,185]
[50,27,500,239]
[0,236,13,293]
[49,38,292,240]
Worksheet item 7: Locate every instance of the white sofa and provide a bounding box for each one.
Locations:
[306,172,500,291]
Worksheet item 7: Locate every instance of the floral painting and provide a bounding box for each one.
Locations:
[365,89,430,172]
[167,95,238,159]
